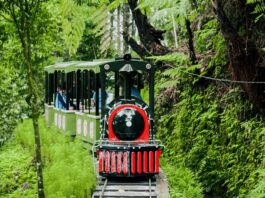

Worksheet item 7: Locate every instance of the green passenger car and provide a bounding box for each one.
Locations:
[44,60,111,143]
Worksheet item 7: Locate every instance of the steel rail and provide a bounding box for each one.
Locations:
[149,178,152,198]
[99,178,108,198]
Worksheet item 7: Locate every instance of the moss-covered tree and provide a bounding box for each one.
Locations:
[212,0,265,111]
[0,0,47,197]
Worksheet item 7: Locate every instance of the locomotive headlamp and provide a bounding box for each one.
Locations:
[104,64,110,70]
[146,64,151,69]
[112,108,145,140]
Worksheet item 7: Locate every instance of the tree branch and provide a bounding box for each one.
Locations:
[127,0,171,57]
[123,32,150,58]
[8,3,26,50]
[0,12,13,23]
[185,18,197,64]
[211,0,238,41]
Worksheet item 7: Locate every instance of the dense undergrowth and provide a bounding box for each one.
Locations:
[0,66,28,146]
[0,142,36,197]
[0,118,95,197]
[157,83,265,197]
[161,158,203,198]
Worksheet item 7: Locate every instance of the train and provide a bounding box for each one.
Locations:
[44,55,163,178]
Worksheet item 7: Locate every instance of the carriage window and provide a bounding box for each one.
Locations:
[68,70,101,115]
[118,71,146,102]
[45,72,55,105]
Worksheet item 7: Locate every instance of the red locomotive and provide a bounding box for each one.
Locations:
[95,55,163,177]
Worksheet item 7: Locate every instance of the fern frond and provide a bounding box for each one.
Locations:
[247,0,264,4]
[253,3,265,13]
[60,0,86,56]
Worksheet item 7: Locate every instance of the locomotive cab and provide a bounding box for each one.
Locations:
[96,55,163,177]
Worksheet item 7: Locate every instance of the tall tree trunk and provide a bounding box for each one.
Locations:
[172,13,178,49]
[110,11,114,49]
[5,1,45,197]
[24,13,45,198]
[123,3,130,54]
[185,18,197,64]
[29,84,44,198]
[117,5,121,55]
[212,0,265,111]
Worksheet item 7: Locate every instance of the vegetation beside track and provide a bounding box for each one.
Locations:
[157,82,265,197]
[161,158,203,198]
[0,66,28,146]
[0,118,95,197]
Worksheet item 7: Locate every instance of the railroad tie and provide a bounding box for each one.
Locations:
[92,177,157,198]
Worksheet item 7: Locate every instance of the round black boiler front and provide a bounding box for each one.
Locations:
[112,107,145,140]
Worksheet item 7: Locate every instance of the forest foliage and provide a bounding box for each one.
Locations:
[0,66,27,145]
[161,158,203,198]
[157,81,265,197]
[0,0,265,197]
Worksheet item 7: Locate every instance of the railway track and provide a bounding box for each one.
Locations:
[92,177,157,198]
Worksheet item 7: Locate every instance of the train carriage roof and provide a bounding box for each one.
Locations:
[44,58,155,73]
[44,60,112,73]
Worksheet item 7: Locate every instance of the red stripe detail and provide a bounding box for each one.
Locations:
[143,151,148,173]
[123,152,128,174]
[105,151,109,173]
[155,150,160,173]
[111,151,116,173]
[117,152,122,173]
[137,152,142,174]
[149,151,154,173]
[99,151,104,173]
[131,152,136,174]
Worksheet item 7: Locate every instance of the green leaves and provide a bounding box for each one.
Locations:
[0,142,37,197]
[60,0,87,56]
[161,158,203,198]
[247,0,265,22]
[1,118,96,196]
[13,118,96,197]
[0,66,28,145]
[247,169,265,198]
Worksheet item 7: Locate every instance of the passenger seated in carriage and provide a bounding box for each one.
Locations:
[131,86,142,100]
[65,88,76,110]
[120,72,142,100]
[55,85,67,110]
[91,88,112,108]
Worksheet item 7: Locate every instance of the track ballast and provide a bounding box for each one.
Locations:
[92,177,157,198]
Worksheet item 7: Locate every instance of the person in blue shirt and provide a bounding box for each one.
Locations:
[92,88,109,109]
[131,86,142,100]
[55,85,67,110]
[119,74,142,100]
